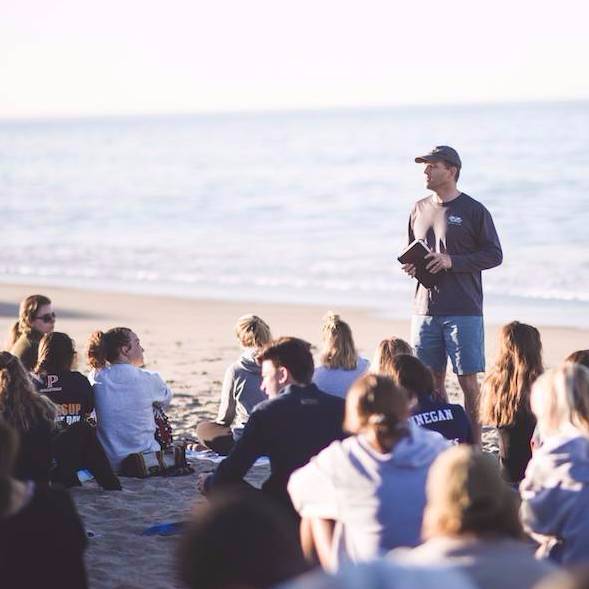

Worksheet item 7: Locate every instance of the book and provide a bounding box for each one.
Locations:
[397,239,439,289]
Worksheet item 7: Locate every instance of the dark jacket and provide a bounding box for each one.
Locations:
[209,383,345,509]
[410,394,473,445]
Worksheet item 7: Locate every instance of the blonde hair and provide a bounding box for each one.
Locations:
[344,374,409,451]
[235,315,272,350]
[319,312,358,370]
[422,445,522,540]
[480,321,543,427]
[8,294,52,347]
[370,337,413,374]
[0,352,56,433]
[531,364,589,438]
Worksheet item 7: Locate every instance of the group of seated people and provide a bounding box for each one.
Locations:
[2,294,589,589]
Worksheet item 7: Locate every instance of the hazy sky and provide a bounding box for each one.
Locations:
[2,0,588,118]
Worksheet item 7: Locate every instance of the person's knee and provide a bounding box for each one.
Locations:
[457,375,481,405]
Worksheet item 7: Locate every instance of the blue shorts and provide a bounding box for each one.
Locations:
[411,315,485,375]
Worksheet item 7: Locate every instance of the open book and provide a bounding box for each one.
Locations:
[397,239,439,289]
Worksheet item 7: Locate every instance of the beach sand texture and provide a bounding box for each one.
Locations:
[1,283,587,589]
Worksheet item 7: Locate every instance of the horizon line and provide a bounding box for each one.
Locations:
[1,96,588,125]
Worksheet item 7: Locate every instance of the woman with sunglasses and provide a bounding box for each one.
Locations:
[8,294,56,372]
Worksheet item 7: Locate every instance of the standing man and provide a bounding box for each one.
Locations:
[403,146,502,444]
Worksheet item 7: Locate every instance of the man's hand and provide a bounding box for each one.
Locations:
[402,263,417,277]
[425,253,452,274]
[196,472,212,495]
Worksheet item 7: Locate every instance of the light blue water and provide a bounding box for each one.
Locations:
[1,102,588,327]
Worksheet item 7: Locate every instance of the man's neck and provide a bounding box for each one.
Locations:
[433,185,461,203]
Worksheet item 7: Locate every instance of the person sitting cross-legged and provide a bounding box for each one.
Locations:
[197,337,345,515]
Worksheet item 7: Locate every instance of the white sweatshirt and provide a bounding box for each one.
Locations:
[90,364,172,471]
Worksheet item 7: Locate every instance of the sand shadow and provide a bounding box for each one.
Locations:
[0,301,105,320]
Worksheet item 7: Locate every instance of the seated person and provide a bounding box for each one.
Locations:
[0,352,55,484]
[312,312,369,399]
[198,337,345,514]
[392,446,554,589]
[35,332,121,489]
[370,337,414,373]
[387,354,473,445]
[480,321,542,483]
[288,374,449,570]
[566,349,589,368]
[178,490,310,589]
[520,364,589,565]
[0,418,88,589]
[87,327,172,472]
[8,294,55,372]
[196,314,271,455]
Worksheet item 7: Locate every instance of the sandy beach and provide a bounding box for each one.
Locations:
[1,282,587,589]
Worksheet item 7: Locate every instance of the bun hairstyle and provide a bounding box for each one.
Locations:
[345,374,409,451]
[235,315,272,350]
[371,337,413,375]
[36,332,76,375]
[0,418,19,516]
[320,311,358,370]
[9,294,52,346]
[87,327,133,369]
[0,351,56,433]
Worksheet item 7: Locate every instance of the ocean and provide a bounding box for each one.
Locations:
[1,101,589,327]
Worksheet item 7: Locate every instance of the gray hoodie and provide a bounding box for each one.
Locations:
[520,432,589,565]
[288,423,449,567]
[215,350,267,439]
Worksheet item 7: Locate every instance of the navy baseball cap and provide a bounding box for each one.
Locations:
[415,146,462,169]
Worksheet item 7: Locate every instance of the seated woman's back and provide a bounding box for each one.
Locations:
[312,312,368,399]
[0,351,56,483]
[288,374,449,568]
[383,354,474,445]
[88,328,172,471]
[0,418,88,589]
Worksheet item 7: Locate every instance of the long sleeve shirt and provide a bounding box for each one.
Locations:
[209,383,345,510]
[408,193,502,316]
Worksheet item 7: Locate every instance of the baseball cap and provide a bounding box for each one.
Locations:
[415,145,462,169]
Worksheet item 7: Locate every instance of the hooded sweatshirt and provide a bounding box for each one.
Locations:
[90,364,172,470]
[520,431,589,565]
[215,350,267,439]
[288,423,449,566]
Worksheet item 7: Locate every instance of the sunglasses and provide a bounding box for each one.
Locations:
[35,312,56,323]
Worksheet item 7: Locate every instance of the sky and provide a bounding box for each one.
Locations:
[1,0,588,119]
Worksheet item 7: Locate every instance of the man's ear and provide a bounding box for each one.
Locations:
[277,366,290,385]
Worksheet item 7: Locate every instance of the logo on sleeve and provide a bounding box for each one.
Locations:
[448,215,463,225]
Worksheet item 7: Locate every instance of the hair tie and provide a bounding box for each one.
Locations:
[368,413,387,425]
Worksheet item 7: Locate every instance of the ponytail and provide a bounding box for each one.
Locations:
[345,374,409,451]
[87,327,132,369]
[87,330,107,369]
[320,311,358,370]
[235,315,272,350]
